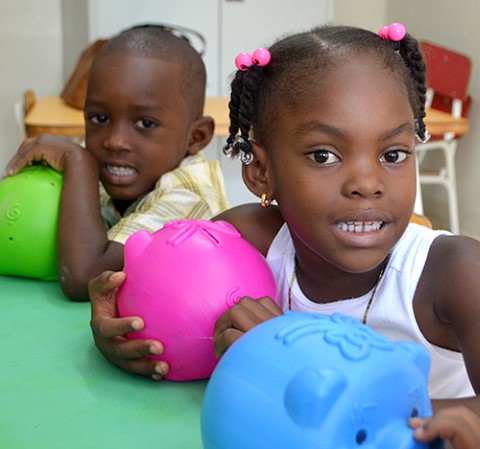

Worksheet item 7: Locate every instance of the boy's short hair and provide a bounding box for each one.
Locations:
[92,24,207,119]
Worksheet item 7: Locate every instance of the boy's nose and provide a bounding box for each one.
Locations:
[103,122,132,153]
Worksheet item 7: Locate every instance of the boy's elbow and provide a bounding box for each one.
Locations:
[58,264,90,301]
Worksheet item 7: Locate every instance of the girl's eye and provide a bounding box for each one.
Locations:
[136,119,157,129]
[308,150,340,165]
[89,114,109,124]
[380,150,409,164]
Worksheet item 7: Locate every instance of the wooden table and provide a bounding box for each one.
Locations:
[0,275,206,449]
[24,96,231,138]
[24,96,468,141]
[424,108,469,136]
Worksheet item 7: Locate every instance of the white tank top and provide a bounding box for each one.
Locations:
[266,222,474,399]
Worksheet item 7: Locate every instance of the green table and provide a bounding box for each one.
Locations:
[0,275,206,449]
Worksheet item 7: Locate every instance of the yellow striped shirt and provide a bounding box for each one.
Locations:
[100,152,230,244]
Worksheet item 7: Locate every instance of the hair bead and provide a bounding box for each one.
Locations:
[378,22,406,42]
[252,48,271,66]
[235,52,254,71]
[235,48,271,71]
[387,23,407,41]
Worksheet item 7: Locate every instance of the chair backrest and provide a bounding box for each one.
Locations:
[420,40,471,102]
[420,40,472,121]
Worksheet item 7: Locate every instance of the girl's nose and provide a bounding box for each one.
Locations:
[342,159,384,199]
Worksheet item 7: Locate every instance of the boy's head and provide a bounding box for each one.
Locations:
[85,25,213,208]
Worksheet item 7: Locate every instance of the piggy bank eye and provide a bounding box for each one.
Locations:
[356,429,367,445]
[410,407,419,418]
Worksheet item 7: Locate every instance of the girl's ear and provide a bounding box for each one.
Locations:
[187,116,215,155]
[242,142,274,199]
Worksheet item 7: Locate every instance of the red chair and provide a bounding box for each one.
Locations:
[417,40,472,234]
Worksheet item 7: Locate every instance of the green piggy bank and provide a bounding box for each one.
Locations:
[0,165,63,281]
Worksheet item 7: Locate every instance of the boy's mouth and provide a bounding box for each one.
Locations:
[336,221,383,233]
[106,164,136,177]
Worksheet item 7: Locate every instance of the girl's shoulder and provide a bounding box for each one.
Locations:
[423,232,480,319]
[429,232,480,272]
[213,204,285,256]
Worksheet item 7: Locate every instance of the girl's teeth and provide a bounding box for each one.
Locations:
[337,221,382,232]
[107,165,135,176]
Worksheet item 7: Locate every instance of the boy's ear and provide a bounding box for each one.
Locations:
[241,142,273,199]
[186,116,215,155]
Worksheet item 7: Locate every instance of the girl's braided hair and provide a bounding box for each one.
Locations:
[224,24,428,162]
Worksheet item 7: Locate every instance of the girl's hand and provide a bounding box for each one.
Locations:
[88,271,168,380]
[213,296,283,357]
[410,407,480,449]
[4,134,85,176]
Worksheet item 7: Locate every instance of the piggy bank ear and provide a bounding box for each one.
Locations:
[397,341,431,379]
[284,366,347,427]
[124,230,153,268]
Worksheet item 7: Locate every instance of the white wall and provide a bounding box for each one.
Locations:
[0,0,63,172]
[335,0,387,30]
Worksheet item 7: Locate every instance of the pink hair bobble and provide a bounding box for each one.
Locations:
[252,48,271,66]
[378,22,407,41]
[235,52,253,71]
[235,47,271,71]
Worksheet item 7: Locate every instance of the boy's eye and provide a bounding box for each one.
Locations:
[380,150,409,163]
[89,114,109,124]
[136,119,157,129]
[308,150,340,165]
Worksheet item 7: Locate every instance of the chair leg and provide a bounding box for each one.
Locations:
[414,158,424,215]
[444,143,459,234]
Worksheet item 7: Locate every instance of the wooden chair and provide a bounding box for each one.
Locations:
[23,89,36,116]
[417,41,472,234]
[410,213,432,229]
[13,89,36,142]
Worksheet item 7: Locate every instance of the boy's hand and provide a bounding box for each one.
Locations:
[4,134,86,176]
[410,407,480,449]
[213,296,282,358]
[89,271,168,380]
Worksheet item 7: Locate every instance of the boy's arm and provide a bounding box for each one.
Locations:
[5,135,124,300]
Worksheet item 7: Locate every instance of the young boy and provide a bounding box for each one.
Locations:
[4,25,229,301]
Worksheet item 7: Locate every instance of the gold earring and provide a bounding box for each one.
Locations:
[261,193,271,208]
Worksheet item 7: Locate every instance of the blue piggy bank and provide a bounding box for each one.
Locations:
[201,312,444,449]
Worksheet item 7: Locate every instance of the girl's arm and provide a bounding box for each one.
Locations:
[426,235,480,416]
[410,407,480,449]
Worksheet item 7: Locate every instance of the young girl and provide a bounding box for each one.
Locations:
[89,23,480,420]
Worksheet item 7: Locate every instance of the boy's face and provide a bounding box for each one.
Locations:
[263,54,417,276]
[85,54,195,202]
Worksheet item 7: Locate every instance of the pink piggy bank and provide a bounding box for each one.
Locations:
[117,219,278,381]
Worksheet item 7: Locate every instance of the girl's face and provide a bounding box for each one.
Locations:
[266,54,417,275]
[85,54,195,206]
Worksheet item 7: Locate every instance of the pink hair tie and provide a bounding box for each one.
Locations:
[378,22,406,42]
[235,47,271,71]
